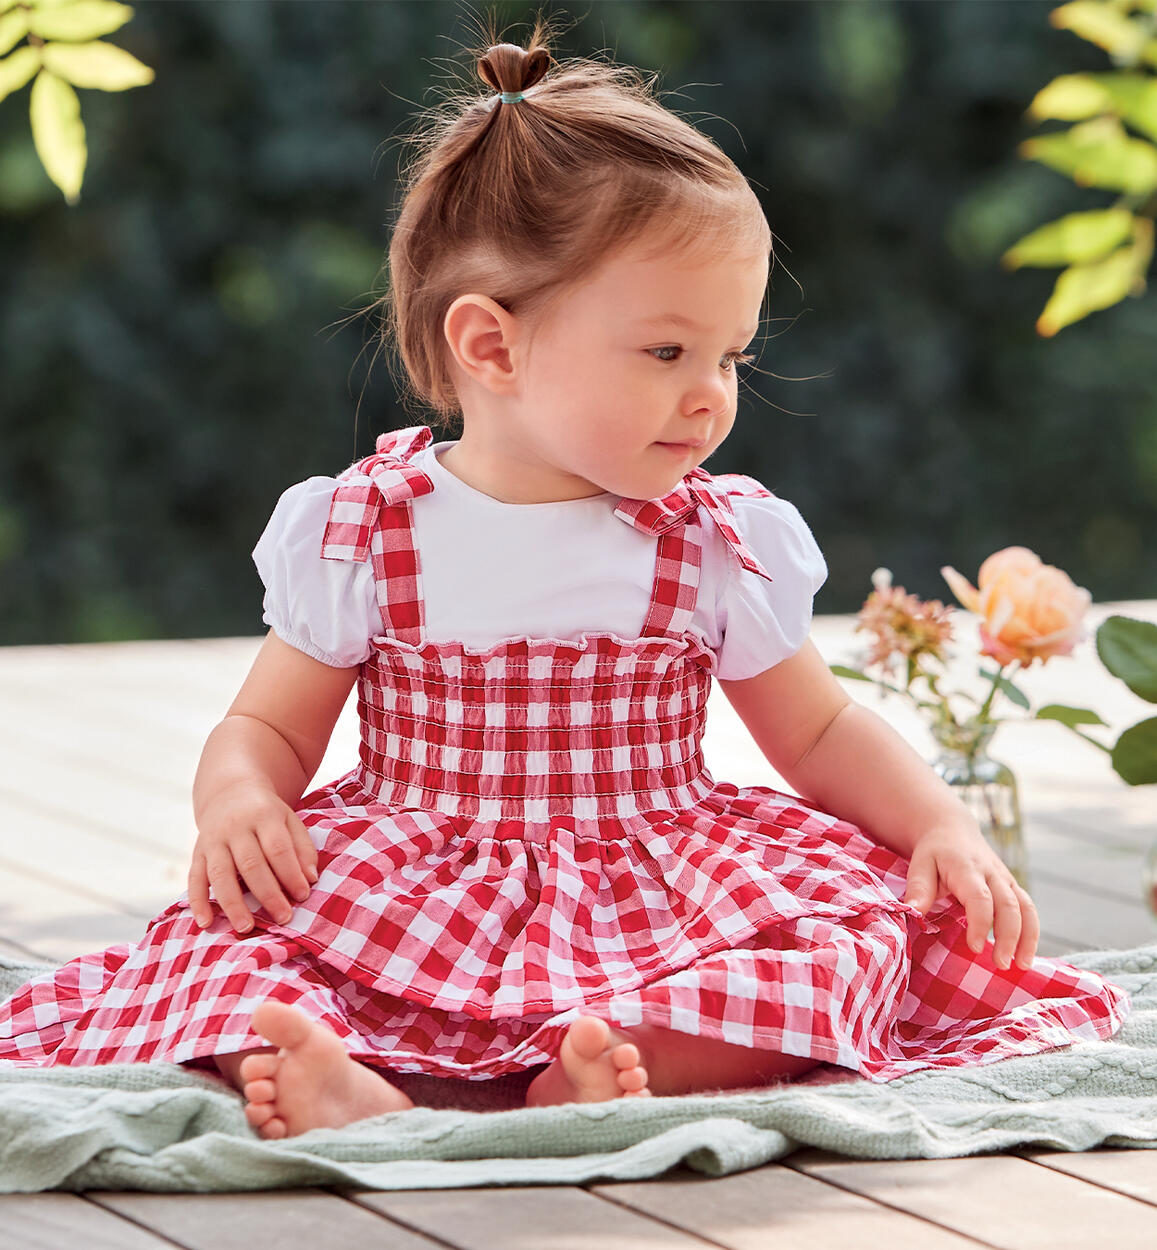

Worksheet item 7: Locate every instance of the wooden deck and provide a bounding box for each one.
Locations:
[2,602,1156,1247]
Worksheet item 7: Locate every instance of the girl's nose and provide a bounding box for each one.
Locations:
[682,372,730,418]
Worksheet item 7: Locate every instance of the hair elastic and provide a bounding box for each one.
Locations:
[499,91,525,104]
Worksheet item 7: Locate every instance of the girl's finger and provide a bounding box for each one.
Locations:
[256,822,312,904]
[987,876,1023,970]
[288,812,319,883]
[231,836,294,926]
[187,854,212,927]
[205,850,256,933]
[1012,885,1041,969]
[962,878,994,953]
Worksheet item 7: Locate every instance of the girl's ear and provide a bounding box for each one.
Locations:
[442,295,521,396]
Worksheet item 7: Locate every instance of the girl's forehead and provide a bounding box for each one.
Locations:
[576,247,769,319]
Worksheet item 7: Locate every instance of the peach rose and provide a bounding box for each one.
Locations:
[941,547,1090,668]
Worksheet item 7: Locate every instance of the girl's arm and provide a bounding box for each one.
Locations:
[189,633,358,932]
[719,641,1039,970]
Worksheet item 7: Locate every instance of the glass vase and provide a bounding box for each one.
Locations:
[931,721,1030,891]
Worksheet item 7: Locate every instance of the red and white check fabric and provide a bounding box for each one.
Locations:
[0,427,1131,1082]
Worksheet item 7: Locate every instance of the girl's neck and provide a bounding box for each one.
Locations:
[435,436,610,506]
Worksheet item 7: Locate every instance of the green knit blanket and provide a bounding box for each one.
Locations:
[2,947,1156,1193]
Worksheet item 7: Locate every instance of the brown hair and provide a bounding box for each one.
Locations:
[380,14,772,425]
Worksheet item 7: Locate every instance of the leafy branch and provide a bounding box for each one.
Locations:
[1004,0,1157,334]
[0,0,154,204]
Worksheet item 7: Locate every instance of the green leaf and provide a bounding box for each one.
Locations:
[1050,1,1153,63]
[40,40,154,91]
[1111,716,1157,785]
[830,664,874,683]
[0,7,27,56]
[996,674,1031,710]
[1035,703,1109,727]
[1096,73,1157,144]
[1020,117,1157,194]
[29,69,86,205]
[1027,72,1157,145]
[28,1,134,42]
[1037,217,1154,335]
[1003,207,1135,269]
[0,45,40,103]
[1028,73,1112,122]
[1097,615,1157,702]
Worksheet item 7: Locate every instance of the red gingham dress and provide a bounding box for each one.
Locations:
[0,426,1131,1081]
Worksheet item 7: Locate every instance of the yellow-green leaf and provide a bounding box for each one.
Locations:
[0,7,27,55]
[41,39,153,90]
[1020,116,1157,192]
[1097,73,1157,143]
[1029,73,1110,121]
[0,45,40,102]
[29,1,133,42]
[1051,1,1151,62]
[1029,73,1157,144]
[1003,207,1135,268]
[29,69,86,204]
[1037,217,1154,335]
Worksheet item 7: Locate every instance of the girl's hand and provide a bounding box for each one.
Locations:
[188,782,319,933]
[902,827,1040,972]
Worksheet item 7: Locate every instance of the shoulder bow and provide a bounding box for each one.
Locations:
[320,426,435,562]
[613,466,775,582]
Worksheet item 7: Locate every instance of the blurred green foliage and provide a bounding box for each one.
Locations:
[1,0,1155,646]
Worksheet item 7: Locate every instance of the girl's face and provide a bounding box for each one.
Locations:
[509,240,770,502]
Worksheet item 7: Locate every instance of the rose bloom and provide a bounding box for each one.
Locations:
[941,547,1091,667]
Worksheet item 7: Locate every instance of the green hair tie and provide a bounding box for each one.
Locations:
[499,91,525,104]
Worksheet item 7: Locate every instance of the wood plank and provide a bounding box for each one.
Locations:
[593,1163,991,1249]
[0,931,55,962]
[1029,873,1155,953]
[0,863,148,962]
[1023,820,1146,901]
[0,731,197,858]
[352,1186,718,1249]
[1026,1147,1157,1205]
[788,1148,1157,1249]
[0,1193,175,1250]
[0,805,184,920]
[93,1190,441,1250]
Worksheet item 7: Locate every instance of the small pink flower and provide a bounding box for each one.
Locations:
[941,547,1090,668]
[856,569,954,670]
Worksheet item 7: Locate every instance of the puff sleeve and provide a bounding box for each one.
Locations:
[713,493,828,681]
[251,477,379,668]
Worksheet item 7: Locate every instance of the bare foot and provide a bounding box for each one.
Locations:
[527,1015,651,1107]
[239,1000,413,1138]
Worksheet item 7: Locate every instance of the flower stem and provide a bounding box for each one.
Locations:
[976,661,1018,724]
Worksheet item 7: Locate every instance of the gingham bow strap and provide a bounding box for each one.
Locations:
[614,465,774,582]
[320,426,435,561]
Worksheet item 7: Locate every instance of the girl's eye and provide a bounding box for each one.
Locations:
[648,346,756,370]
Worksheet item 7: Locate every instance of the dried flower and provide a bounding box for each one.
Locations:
[855,568,954,673]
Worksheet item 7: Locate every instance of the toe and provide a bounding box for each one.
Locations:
[245,1101,276,1128]
[251,999,313,1050]
[617,1065,649,1093]
[243,1077,276,1104]
[566,1016,610,1062]
[610,1042,640,1070]
[239,1053,278,1083]
[259,1116,288,1139]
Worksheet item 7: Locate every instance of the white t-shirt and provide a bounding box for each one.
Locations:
[252,440,827,682]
